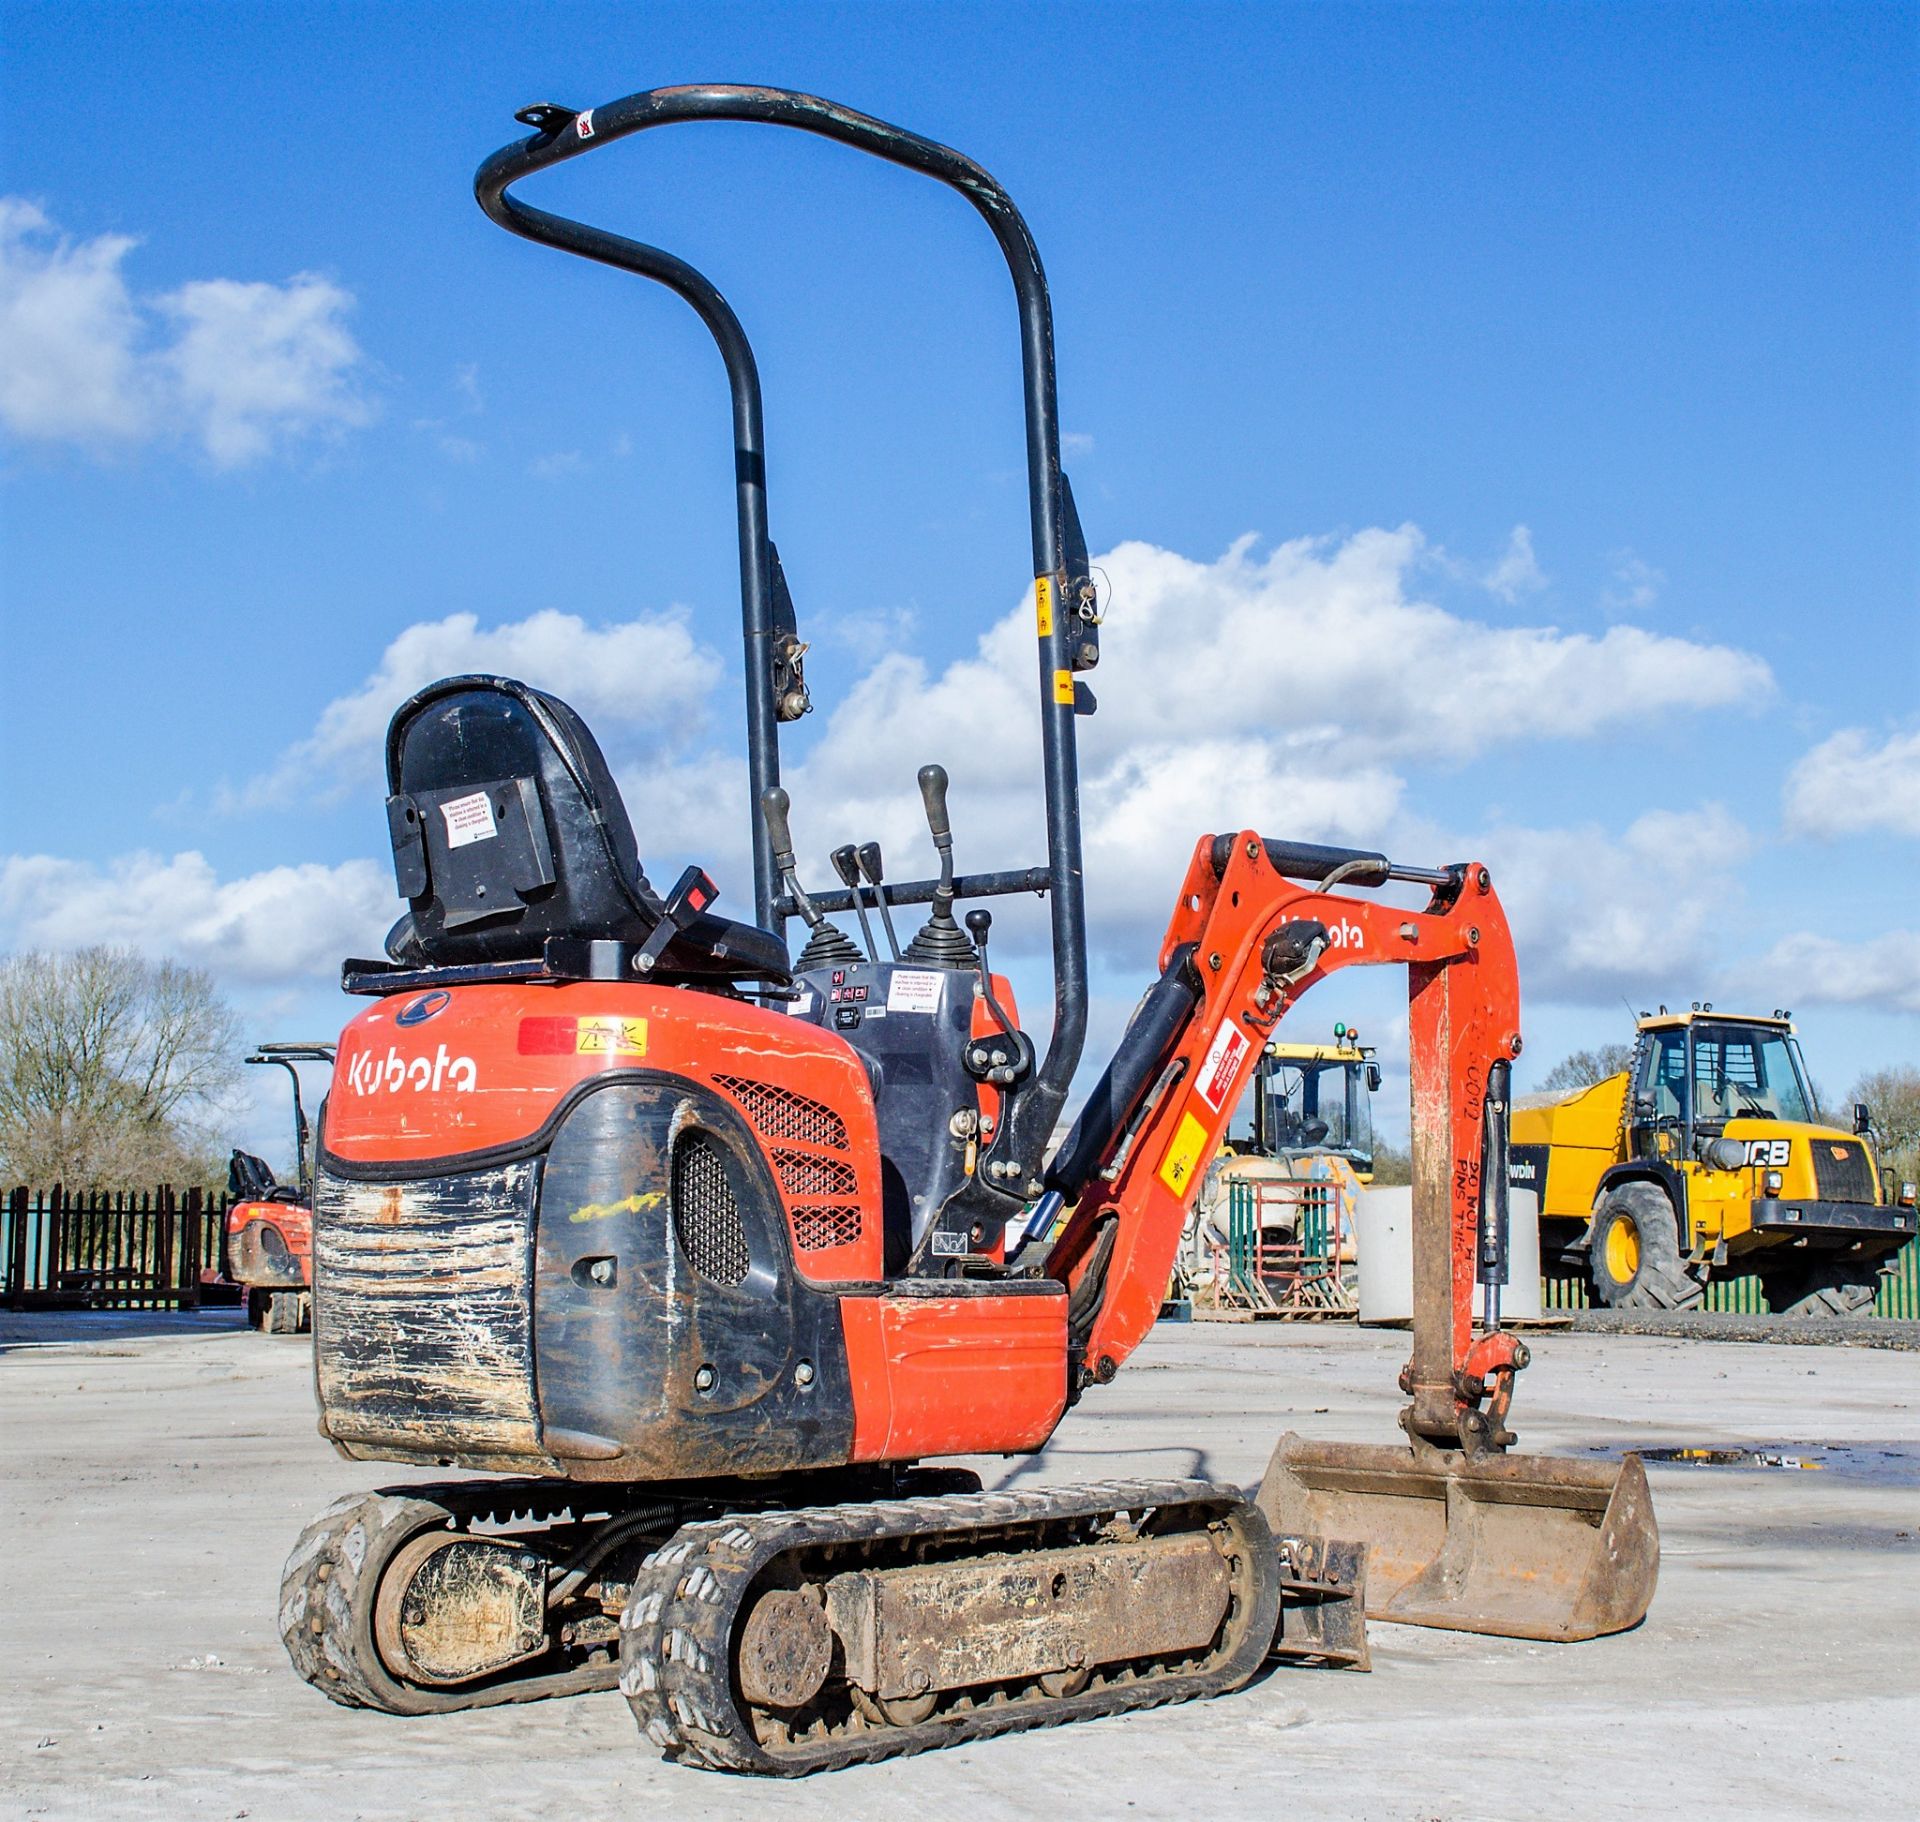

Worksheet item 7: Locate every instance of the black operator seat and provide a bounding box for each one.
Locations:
[380,674,790,985]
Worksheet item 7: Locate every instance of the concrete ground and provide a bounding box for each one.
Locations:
[2,1310,1914,1821]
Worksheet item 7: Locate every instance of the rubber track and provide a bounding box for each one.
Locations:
[617,1477,1280,1776]
[279,1484,632,1713]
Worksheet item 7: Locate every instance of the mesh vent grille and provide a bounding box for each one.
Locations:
[774,1149,857,1197]
[792,1204,863,1251]
[671,1133,750,1285]
[712,1076,849,1150]
[1812,1139,1877,1205]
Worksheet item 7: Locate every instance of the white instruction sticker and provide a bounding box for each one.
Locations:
[786,991,815,1018]
[886,970,944,1015]
[440,790,497,849]
[1196,1019,1250,1112]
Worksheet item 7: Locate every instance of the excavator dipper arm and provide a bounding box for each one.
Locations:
[1047,834,1658,1644]
[1047,833,1523,1448]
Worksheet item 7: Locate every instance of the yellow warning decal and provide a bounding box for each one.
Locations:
[1052,668,1077,705]
[1158,1111,1211,1196]
[1035,575,1054,637]
[575,1017,648,1057]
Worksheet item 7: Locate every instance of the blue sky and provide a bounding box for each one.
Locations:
[2,2,1915,1153]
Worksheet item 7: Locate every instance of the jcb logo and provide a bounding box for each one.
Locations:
[1744,1139,1791,1169]
[1324,918,1364,950]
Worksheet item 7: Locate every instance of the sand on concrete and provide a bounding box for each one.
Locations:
[2,1308,1914,1821]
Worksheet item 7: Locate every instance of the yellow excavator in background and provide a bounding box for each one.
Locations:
[1511,1006,1917,1314]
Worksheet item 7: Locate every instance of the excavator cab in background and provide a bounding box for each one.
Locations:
[278,83,1659,1773]
[225,1042,334,1333]
[1184,1026,1379,1309]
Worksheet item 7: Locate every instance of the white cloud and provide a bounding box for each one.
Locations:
[159,273,370,464]
[0,197,370,466]
[1602,552,1665,617]
[0,851,393,984]
[754,531,1775,981]
[1783,725,1920,840]
[233,606,724,809]
[1733,930,1920,1017]
[1474,805,1752,1006]
[0,198,149,443]
[1484,524,1546,603]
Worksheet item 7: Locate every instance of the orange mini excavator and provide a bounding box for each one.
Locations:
[281,85,1657,1773]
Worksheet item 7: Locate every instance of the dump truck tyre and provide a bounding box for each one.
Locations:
[1765,1259,1882,1318]
[1589,1183,1702,1310]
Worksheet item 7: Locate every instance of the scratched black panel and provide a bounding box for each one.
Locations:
[313,1158,545,1463]
[534,1076,854,1477]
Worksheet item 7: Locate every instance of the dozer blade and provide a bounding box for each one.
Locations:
[1256,1433,1658,1643]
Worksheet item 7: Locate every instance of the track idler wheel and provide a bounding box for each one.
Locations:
[280,1487,654,1714]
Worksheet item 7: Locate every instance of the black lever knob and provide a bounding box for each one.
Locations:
[829,844,861,887]
[856,841,884,885]
[917,764,952,843]
[759,786,796,870]
[965,908,992,945]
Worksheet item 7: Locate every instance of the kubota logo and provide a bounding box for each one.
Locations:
[1323,918,1364,949]
[395,990,451,1027]
[344,1044,477,1097]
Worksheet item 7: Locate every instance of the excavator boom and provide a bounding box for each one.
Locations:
[1046,832,1658,1642]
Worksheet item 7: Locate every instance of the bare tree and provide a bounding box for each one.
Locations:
[0,947,242,1188]
[1851,1064,1920,1191]
[1539,1043,1635,1093]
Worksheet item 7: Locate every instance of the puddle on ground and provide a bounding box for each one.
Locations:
[1581,1440,1920,1486]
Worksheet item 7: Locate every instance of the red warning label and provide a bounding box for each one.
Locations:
[1196,1020,1250,1112]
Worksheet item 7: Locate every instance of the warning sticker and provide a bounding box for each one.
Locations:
[886,971,944,1014]
[1196,1020,1250,1112]
[785,991,815,1017]
[440,791,497,849]
[1158,1112,1211,1197]
[574,1017,648,1057]
[576,108,595,139]
[1035,575,1054,637]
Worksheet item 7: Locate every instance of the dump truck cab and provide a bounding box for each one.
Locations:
[1513,1008,1916,1315]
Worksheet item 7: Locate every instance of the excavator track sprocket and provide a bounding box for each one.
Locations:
[618,1478,1281,1776]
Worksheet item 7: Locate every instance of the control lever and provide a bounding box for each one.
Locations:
[830,845,880,962]
[760,787,818,926]
[760,788,862,970]
[962,908,1034,1087]
[902,763,977,966]
[855,842,903,961]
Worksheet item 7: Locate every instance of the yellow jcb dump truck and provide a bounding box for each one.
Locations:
[1511,1007,1917,1314]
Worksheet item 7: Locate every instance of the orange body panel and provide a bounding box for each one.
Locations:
[841,1291,1068,1462]
[326,981,886,1283]
[226,1198,313,1288]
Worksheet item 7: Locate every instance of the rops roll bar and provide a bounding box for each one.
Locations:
[474,83,1093,1134]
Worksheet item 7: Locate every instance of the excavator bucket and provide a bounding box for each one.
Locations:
[1257,1433,1658,1642]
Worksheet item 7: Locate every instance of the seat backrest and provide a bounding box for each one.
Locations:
[382,674,663,967]
[229,1149,277,1201]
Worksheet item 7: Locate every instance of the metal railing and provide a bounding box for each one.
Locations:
[2,1186,232,1311]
